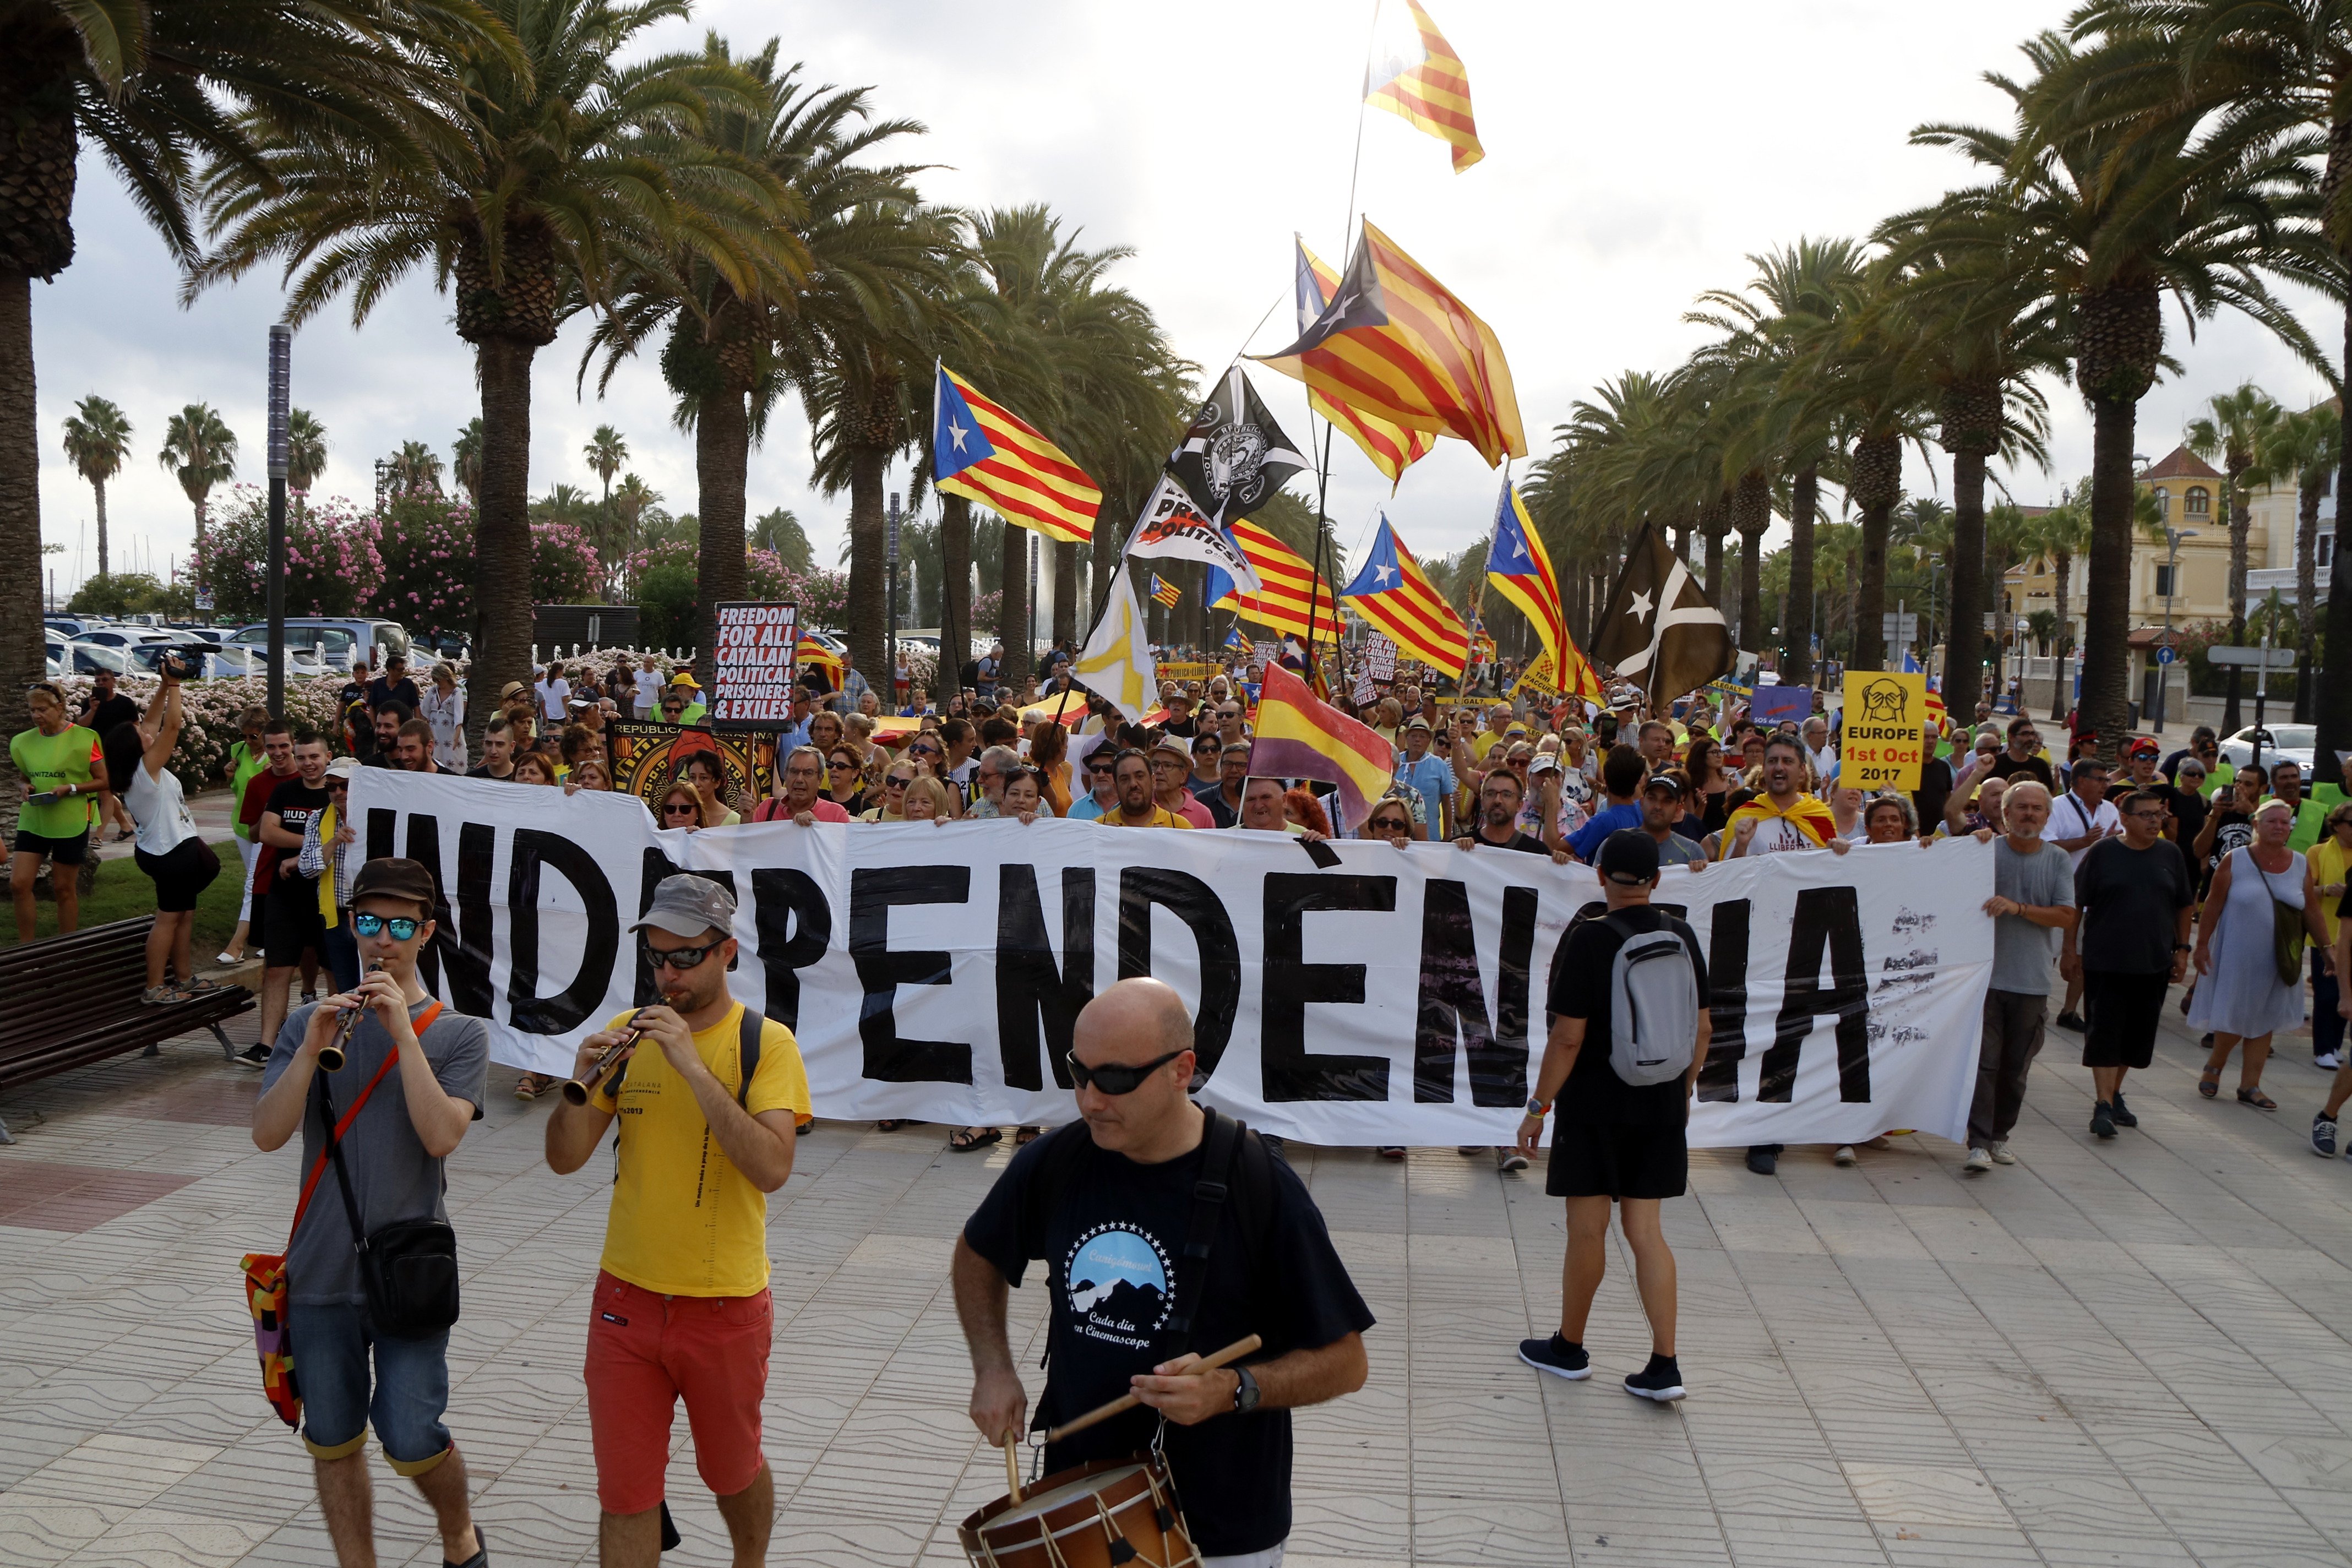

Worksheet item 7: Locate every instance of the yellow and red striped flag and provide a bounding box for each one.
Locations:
[1207,520,1340,643]
[1484,480,1569,671]
[1256,220,1525,469]
[1365,0,1484,172]
[1338,514,1468,671]
[1249,662,1395,830]
[1149,573,1183,608]
[1294,238,1435,487]
[932,362,1099,544]
[793,635,843,691]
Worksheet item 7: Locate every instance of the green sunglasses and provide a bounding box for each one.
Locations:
[351,913,422,940]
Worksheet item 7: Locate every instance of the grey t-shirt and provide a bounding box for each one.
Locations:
[260,997,490,1306]
[1990,837,2076,994]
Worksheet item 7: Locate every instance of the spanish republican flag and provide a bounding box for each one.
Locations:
[932,362,1100,544]
[1249,662,1393,830]
[1294,238,1434,486]
[1208,519,1341,644]
[1365,0,1485,171]
[1256,220,1525,469]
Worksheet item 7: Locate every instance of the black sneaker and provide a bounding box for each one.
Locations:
[2090,1101,2117,1140]
[1745,1146,1778,1176]
[2109,1093,2138,1128]
[234,1043,271,1070]
[1517,1334,1590,1380]
[1624,1354,1686,1403]
[2316,1112,2340,1159]
[2055,1011,2087,1032]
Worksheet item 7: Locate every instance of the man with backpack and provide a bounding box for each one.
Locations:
[1516,830,1709,1403]
[953,977,1373,1567]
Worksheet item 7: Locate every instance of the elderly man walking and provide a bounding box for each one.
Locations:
[1967,781,2078,1172]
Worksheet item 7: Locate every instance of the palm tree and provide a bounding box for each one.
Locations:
[2252,402,2341,722]
[59,395,132,578]
[194,0,795,750]
[392,439,445,496]
[751,507,810,571]
[1912,30,2327,759]
[2186,383,2286,729]
[582,423,628,581]
[451,418,484,505]
[1,1,476,780]
[2022,489,2092,720]
[156,403,236,587]
[286,408,328,493]
[611,473,657,552]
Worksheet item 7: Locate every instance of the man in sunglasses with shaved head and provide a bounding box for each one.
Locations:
[954,977,1373,1567]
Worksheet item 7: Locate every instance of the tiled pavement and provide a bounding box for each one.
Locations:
[4,992,2352,1567]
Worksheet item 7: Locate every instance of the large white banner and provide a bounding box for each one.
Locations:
[346,774,1995,1148]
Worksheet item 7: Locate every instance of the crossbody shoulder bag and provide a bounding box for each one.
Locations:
[319,1001,460,1341]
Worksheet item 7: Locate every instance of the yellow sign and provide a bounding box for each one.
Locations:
[1839,671,1929,790]
[1158,661,1219,684]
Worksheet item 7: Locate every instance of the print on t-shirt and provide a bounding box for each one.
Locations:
[1064,1223,1172,1351]
[1742,816,1821,855]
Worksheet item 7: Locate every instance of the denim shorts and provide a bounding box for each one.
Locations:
[288,1299,455,1473]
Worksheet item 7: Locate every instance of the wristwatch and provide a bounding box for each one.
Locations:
[1525,1097,1551,1118]
[1231,1365,1261,1415]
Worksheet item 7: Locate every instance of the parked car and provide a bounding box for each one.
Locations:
[227,616,410,671]
[2218,723,2316,781]
[51,639,138,676]
[75,626,179,651]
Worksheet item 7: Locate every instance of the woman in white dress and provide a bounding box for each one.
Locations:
[2191,799,2332,1109]
[420,662,467,771]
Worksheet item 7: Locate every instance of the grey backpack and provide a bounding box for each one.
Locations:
[1604,914,1700,1086]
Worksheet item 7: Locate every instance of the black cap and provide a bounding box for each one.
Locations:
[350,857,438,916]
[1642,772,1685,797]
[1596,829,1661,885]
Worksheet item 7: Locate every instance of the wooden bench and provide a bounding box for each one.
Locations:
[0,917,255,1143]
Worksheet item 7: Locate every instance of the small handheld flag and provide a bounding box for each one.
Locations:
[1224,625,1254,657]
[933,363,1101,544]
[1150,574,1183,608]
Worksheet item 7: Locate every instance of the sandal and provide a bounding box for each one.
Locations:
[950,1126,1003,1152]
[513,1074,545,1101]
[875,1119,906,1132]
[2237,1086,2278,1111]
[2198,1069,2221,1099]
[182,977,222,993]
[140,986,183,1005]
[1015,1125,1043,1145]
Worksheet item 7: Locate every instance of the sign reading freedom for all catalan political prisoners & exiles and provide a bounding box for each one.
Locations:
[706,600,799,729]
[348,772,1996,1150]
[1839,671,1930,791]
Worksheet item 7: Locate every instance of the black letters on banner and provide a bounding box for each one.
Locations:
[1413,881,1534,1106]
[1117,868,1240,1077]
[1761,885,1872,1102]
[634,852,738,1006]
[751,868,829,1031]
[850,865,974,1082]
[1261,873,1393,1102]
[996,865,1093,1091]
[507,829,622,1034]
[1697,898,1751,1103]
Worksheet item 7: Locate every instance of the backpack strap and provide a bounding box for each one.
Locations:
[291,1000,442,1246]
[736,1004,762,1110]
[1158,1109,1244,1355]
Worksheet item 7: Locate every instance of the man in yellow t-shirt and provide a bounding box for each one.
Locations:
[1093,748,1193,827]
[545,874,809,1568]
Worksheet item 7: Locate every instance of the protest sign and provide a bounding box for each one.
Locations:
[707,600,799,728]
[1839,671,1930,789]
[348,773,1995,1149]
[607,724,776,812]
[1362,634,1398,685]
[1751,684,1811,727]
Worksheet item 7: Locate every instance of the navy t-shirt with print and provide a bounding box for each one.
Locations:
[961,1125,1374,1557]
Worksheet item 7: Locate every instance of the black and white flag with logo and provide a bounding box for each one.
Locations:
[1591,523,1736,706]
[1167,364,1310,526]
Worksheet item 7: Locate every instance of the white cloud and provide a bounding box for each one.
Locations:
[35,0,2339,609]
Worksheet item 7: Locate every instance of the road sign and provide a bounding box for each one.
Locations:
[2155,645,2175,665]
[1882,612,1918,643]
[193,590,214,612]
[2204,645,2298,669]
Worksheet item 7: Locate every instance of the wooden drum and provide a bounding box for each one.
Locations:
[957,1455,1200,1568]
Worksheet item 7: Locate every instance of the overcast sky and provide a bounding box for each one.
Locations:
[33,0,2340,603]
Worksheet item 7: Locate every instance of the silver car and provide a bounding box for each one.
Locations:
[2218,723,2316,782]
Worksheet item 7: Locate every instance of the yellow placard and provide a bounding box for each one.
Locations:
[1838,671,1929,790]
[1158,661,1219,684]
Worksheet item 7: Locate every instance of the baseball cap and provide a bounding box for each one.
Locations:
[499,680,527,701]
[2126,737,2159,758]
[1528,752,1561,775]
[349,856,437,915]
[1596,829,1662,885]
[669,672,700,688]
[323,756,361,781]
[629,874,737,940]
[1642,771,1685,797]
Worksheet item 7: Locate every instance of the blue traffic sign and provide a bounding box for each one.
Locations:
[2156,646,2176,665]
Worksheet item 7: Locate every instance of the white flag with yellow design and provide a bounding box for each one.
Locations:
[1073,571,1159,724]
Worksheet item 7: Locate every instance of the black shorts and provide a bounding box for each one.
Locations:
[13,827,90,865]
[2082,969,2170,1070]
[135,838,218,913]
[264,879,326,967]
[1545,1118,1687,1200]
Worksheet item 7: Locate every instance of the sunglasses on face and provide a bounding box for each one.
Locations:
[1369,815,1411,835]
[646,940,719,972]
[885,775,912,789]
[663,802,700,817]
[1065,1047,1186,1095]
[351,913,421,939]
[911,744,941,758]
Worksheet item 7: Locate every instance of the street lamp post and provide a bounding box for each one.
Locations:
[885,491,901,711]
[266,325,291,715]
[2154,526,2197,732]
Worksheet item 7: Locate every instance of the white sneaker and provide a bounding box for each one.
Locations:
[2317,1052,2342,1070]
[1988,1142,2016,1166]
[1963,1147,1995,1173]
[1495,1147,1530,1173]
[1832,1145,1858,1166]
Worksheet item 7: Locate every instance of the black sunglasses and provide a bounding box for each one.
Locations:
[646,939,720,971]
[352,913,421,939]
[1065,1047,1186,1095]
[662,802,700,816]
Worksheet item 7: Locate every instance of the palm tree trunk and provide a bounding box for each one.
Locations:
[693,386,750,691]
[2082,394,2139,765]
[999,524,1031,688]
[1732,473,1768,655]
[1703,527,1725,620]
[846,444,889,690]
[192,495,209,591]
[1785,464,1818,683]
[940,494,971,682]
[1853,500,1890,672]
[1052,540,1078,646]
[2224,478,2251,731]
[1943,449,1986,717]
[471,335,537,755]
[2050,554,2072,723]
[93,478,108,580]
[0,273,41,808]
[2296,481,2321,724]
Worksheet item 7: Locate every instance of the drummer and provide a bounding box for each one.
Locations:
[953,978,1373,1567]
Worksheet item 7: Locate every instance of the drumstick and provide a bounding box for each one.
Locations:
[1043,1335,1263,1443]
[1002,1438,1022,1502]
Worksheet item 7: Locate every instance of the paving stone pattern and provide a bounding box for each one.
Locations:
[3,992,2351,1566]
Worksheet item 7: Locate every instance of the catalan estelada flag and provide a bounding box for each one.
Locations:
[1339,514,1468,672]
[1150,573,1183,608]
[793,635,843,692]
[1365,0,1484,172]
[1248,662,1394,830]
[1255,220,1525,469]
[1207,519,1340,643]
[1294,238,1434,487]
[932,362,1099,543]
[1484,480,1569,668]
[1224,625,1254,658]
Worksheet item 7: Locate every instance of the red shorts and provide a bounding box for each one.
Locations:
[583,1270,772,1514]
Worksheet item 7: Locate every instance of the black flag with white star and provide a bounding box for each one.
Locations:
[1167,365,1311,526]
[1591,523,1735,706]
